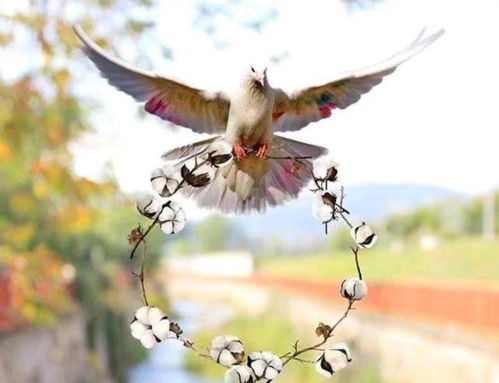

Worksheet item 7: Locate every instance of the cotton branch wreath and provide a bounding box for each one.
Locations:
[126,140,377,382]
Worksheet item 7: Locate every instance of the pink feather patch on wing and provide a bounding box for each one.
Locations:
[272,111,284,121]
[282,159,297,180]
[318,106,331,118]
[145,97,168,115]
[318,103,337,118]
[282,160,302,194]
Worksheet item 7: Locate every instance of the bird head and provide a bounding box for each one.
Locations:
[248,65,268,89]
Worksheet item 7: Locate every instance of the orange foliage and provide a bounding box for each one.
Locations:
[53,204,94,233]
[0,140,12,159]
[0,1,157,337]
[0,247,74,325]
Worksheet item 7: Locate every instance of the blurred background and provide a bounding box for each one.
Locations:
[0,0,498,382]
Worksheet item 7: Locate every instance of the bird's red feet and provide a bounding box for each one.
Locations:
[256,143,269,159]
[233,143,247,161]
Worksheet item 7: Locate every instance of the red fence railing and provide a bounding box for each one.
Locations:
[170,273,499,334]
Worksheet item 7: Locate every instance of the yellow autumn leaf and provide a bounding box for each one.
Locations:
[54,204,93,233]
[33,179,50,198]
[0,140,12,159]
[4,224,35,248]
[9,193,36,216]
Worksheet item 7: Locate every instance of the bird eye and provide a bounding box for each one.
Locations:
[250,66,255,73]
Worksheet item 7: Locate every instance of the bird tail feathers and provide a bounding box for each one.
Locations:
[163,135,325,214]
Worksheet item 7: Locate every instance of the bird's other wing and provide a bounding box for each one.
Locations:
[73,25,230,134]
[272,28,444,133]
[161,136,220,161]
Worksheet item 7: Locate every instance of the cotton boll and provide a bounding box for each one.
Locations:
[183,157,216,183]
[247,351,282,380]
[313,202,334,223]
[139,329,158,349]
[148,307,164,323]
[147,307,171,341]
[312,191,334,223]
[130,320,147,340]
[136,192,161,219]
[158,201,186,234]
[207,139,233,168]
[249,359,266,378]
[226,336,244,354]
[130,306,172,348]
[150,165,181,197]
[134,306,151,325]
[316,343,352,377]
[152,319,171,340]
[313,156,339,181]
[221,349,240,366]
[210,335,245,366]
[340,278,368,301]
[225,366,255,383]
[265,364,281,380]
[351,222,377,248]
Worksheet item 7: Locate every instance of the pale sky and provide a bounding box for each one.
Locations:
[68,0,499,201]
[2,0,498,203]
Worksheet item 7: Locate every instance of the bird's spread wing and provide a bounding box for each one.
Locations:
[272,28,444,132]
[73,25,230,134]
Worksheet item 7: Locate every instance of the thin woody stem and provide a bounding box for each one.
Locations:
[130,157,213,308]
[130,214,160,259]
[281,186,360,366]
[139,241,148,306]
[352,246,363,280]
[174,335,217,362]
[330,300,355,332]
[293,357,315,364]
[338,186,353,228]
[339,187,363,279]
[282,300,355,366]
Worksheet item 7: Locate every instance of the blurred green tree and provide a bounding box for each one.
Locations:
[170,215,249,255]
[195,215,238,252]
[383,192,498,239]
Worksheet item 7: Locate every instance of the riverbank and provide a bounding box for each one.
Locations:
[0,311,112,383]
[167,273,499,383]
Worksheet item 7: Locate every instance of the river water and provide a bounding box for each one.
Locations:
[128,301,229,383]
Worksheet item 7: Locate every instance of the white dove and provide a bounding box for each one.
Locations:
[74,26,443,214]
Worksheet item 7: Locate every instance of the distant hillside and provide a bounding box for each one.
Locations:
[228,183,464,244]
